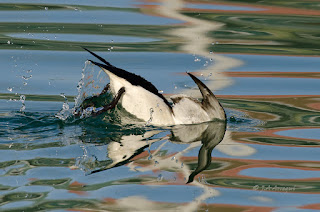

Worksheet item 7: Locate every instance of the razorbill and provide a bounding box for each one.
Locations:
[82,48,226,126]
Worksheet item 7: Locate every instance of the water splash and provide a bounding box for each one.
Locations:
[55,93,73,121]
[56,61,110,121]
[75,145,97,175]
[20,95,25,112]
[74,61,109,109]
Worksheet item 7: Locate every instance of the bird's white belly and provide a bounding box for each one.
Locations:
[172,97,211,125]
[106,70,174,126]
[121,87,174,126]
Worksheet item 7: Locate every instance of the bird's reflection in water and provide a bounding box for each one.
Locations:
[85,120,226,183]
[170,121,226,183]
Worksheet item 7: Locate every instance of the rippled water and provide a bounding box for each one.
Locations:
[1,0,320,211]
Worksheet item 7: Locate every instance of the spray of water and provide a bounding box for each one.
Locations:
[19,95,26,112]
[55,61,109,121]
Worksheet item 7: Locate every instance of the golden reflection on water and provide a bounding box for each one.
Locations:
[1,0,320,211]
[150,0,241,97]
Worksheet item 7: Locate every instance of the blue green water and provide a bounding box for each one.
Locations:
[1,0,320,211]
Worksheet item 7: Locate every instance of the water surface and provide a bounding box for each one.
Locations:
[0,0,320,211]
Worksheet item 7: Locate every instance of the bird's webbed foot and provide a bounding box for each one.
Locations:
[90,87,125,116]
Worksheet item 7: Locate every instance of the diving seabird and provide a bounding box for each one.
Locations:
[82,48,226,126]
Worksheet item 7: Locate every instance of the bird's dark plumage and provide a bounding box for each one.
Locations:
[83,48,172,110]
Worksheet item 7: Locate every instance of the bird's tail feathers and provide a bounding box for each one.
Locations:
[187,73,226,121]
[82,47,112,67]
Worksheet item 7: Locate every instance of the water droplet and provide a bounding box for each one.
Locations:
[7,87,13,92]
[44,7,48,10]
[60,93,66,99]
[194,57,201,62]
[145,108,154,125]
[20,95,25,102]
[20,104,25,112]
[62,102,69,110]
[22,75,32,80]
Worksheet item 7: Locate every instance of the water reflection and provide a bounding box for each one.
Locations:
[7,33,160,43]
[170,122,226,183]
[0,10,182,25]
[1,0,320,210]
[86,121,226,184]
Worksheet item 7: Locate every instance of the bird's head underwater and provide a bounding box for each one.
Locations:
[82,48,226,126]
